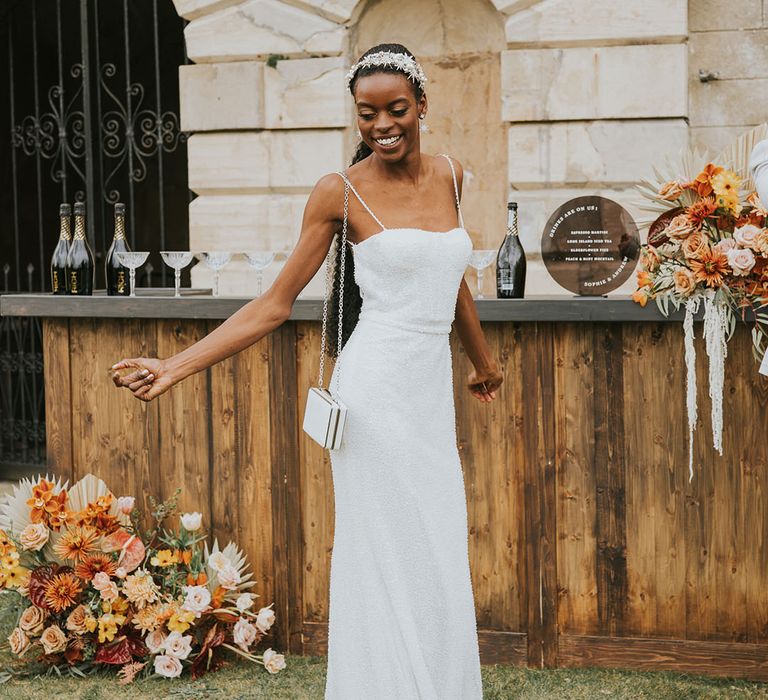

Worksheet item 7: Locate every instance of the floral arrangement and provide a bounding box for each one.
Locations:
[0,473,285,683]
[632,126,768,481]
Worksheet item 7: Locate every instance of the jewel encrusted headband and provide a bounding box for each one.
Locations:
[345,50,428,92]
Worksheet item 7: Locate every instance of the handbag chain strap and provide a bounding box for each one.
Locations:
[317,175,349,391]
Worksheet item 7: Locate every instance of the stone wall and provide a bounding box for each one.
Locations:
[171,0,766,298]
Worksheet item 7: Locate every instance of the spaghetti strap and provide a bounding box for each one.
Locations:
[335,171,386,232]
[438,154,466,230]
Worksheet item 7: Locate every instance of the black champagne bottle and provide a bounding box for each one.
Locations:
[105,203,131,295]
[496,201,526,298]
[66,202,95,295]
[50,203,71,294]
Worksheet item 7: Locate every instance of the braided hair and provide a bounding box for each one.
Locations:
[325,43,425,358]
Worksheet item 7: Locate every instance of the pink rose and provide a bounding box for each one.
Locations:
[726,247,756,276]
[153,654,183,678]
[714,237,737,253]
[263,648,286,674]
[116,496,135,515]
[734,224,762,249]
[233,617,258,651]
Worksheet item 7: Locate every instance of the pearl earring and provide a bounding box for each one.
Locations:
[419,113,428,133]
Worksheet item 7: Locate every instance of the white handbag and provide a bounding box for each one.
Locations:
[302,176,350,449]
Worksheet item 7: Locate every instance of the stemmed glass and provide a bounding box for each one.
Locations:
[196,252,232,297]
[114,251,150,297]
[468,249,497,299]
[160,251,195,297]
[242,251,276,296]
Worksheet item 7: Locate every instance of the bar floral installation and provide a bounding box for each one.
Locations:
[632,126,768,483]
[0,474,285,683]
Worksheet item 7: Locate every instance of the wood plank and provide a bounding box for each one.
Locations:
[302,622,528,665]
[685,325,718,640]
[69,318,160,532]
[558,633,768,680]
[267,323,301,654]
[296,321,335,625]
[452,322,525,632]
[554,322,598,635]
[155,320,211,514]
[0,293,714,323]
[208,321,239,547]
[42,319,73,481]
[536,322,558,668]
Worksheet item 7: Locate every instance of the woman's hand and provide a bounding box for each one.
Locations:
[110,357,173,402]
[467,364,503,403]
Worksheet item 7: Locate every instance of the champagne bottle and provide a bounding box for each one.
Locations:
[66,202,95,295]
[496,202,526,299]
[105,202,131,295]
[50,203,71,295]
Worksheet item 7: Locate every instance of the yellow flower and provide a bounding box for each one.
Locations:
[716,192,743,216]
[5,566,30,588]
[711,169,741,198]
[84,615,98,633]
[168,609,196,634]
[97,612,126,644]
[2,552,19,568]
[150,549,179,568]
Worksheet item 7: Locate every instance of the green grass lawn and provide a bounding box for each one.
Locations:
[1,649,768,700]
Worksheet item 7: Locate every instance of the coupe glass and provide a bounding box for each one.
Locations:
[160,251,195,297]
[242,251,276,296]
[197,252,232,297]
[114,251,150,297]
[468,249,497,298]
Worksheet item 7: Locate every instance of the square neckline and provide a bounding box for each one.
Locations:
[346,226,465,250]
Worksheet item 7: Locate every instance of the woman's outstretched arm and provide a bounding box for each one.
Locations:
[111,173,345,402]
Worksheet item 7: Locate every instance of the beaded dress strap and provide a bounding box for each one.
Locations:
[335,171,386,231]
[438,153,466,230]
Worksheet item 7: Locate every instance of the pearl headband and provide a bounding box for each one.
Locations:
[345,50,428,92]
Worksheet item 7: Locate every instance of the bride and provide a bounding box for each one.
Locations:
[113,42,503,699]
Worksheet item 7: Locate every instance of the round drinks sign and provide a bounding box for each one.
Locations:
[541,196,640,295]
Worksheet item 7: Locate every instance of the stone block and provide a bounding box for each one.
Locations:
[190,257,327,297]
[187,130,345,193]
[491,0,542,15]
[179,62,264,131]
[172,0,241,20]
[690,126,756,159]
[184,0,345,63]
[689,0,763,31]
[508,119,688,186]
[505,0,686,45]
[279,0,358,23]
[501,45,688,121]
[188,194,308,251]
[690,78,768,127]
[264,57,349,129]
[690,30,768,81]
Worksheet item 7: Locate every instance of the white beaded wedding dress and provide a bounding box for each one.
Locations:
[324,155,483,699]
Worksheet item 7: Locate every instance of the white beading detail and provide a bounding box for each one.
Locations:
[345,51,428,92]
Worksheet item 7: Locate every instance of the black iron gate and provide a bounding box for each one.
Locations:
[0,0,190,475]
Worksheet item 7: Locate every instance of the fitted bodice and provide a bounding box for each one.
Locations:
[336,154,472,336]
[349,226,473,335]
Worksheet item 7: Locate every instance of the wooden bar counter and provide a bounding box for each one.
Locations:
[2,292,767,680]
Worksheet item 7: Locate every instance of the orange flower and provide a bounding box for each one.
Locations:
[636,270,653,288]
[74,553,117,581]
[686,196,717,227]
[26,479,70,532]
[53,526,101,562]
[43,571,83,612]
[180,549,193,566]
[632,289,649,307]
[71,494,120,535]
[746,192,768,219]
[689,247,730,288]
[691,162,724,197]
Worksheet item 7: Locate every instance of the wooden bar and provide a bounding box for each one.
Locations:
[6,294,768,680]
